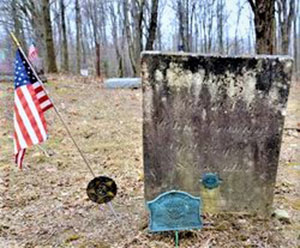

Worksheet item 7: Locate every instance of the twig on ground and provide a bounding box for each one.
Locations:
[37,145,50,157]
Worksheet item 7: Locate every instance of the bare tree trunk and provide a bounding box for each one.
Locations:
[203,18,207,53]
[234,0,242,54]
[294,1,299,73]
[81,21,87,68]
[177,0,190,51]
[248,9,254,54]
[110,3,124,77]
[145,0,159,50]
[124,0,136,75]
[52,0,61,68]
[99,2,108,77]
[60,0,69,71]
[226,24,230,54]
[11,0,26,51]
[277,0,295,55]
[248,0,276,54]
[294,12,297,71]
[178,1,185,51]
[208,16,213,52]
[87,0,101,78]
[99,4,108,47]
[155,0,165,51]
[95,42,101,77]
[92,24,101,78]
[75,0,81,74]
[118,2,126,75]
[190,1,195,51]
[185,0,190,51]
[157,19,162,50]
[217,0,224,54]
[199,13,204,53]
[194,14,199,52]
[207,1,215,53]
[42,0,57,72]
[133,0,145,75]
[298,13,300,72]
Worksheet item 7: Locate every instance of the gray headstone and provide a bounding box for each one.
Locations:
[104,78,141,89]
[142,52,293,215]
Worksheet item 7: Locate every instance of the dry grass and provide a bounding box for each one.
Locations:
[0,76,299,247]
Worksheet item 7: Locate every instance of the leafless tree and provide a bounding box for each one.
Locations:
[1,0,299,76]
[276,0,296,55]
[75,0,81,74]
[60,0,68,71]
[41,0,57,72]
[145,0,159,50]
[109,1,124,76]
[247,0,276,54]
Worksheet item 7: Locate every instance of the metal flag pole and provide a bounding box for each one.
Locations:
[10,33,121,223]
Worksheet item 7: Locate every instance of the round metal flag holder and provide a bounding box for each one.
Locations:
[87,176,117,204]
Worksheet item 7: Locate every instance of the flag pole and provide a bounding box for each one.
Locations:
[10,32,123,227]
[10,32,96,177]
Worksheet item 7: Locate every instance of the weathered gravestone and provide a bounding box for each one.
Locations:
[141,52,293,214]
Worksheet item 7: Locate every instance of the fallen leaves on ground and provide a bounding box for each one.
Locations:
[0,76,299,247]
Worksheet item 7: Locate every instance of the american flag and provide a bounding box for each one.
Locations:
[14,48,53,169]
[28,43,38,61]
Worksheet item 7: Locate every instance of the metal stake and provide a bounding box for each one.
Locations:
[175,231,179,248]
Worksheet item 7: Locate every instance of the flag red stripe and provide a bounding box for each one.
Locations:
[40,108,47,132]
[14,132,21,152]
[34,85,43,93]
[33,93,48,132]
[39,95,49,104]
[16,149,26,169]
[16,87,44,143]
[38,96,53,110]
[27,85,48,136]
[19,150,25,169]
[33,82,53,112]
[14,105,33,147]
[41,101,53,111]
[42,104,53,112]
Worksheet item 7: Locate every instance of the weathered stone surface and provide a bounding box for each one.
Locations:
[142,52,293,214]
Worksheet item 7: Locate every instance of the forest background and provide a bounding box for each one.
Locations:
[0,0,299,79]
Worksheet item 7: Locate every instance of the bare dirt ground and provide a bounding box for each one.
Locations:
[0,76,299,248]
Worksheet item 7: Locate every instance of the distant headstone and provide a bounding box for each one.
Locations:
[142,52,293,214]
[104,78,141,89]
[0,50,5,61]
[80,69,89,77]
[0,48,13,81]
